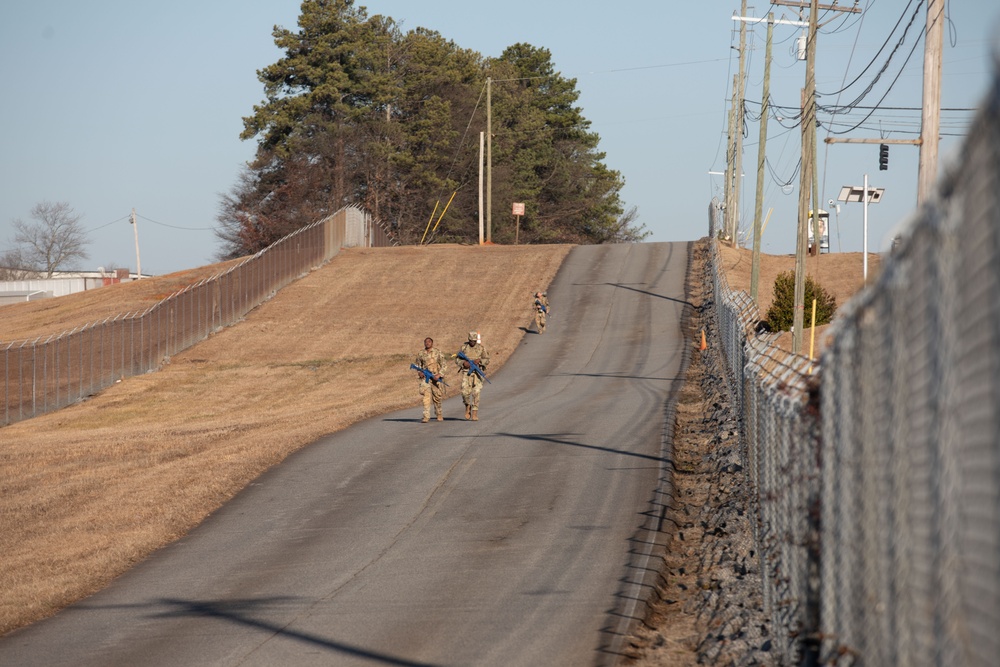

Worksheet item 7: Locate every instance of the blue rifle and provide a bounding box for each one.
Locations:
[457,350,491,384]
[410,363,448,387]
[534,298,548,314]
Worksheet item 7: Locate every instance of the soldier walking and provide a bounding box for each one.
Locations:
[456,331,489,420]
[414,337,446,423]
[532,291,550,334]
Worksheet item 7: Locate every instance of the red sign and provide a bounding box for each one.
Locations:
[512,202,525,216]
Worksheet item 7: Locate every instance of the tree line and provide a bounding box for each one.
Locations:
[215,0,647,258]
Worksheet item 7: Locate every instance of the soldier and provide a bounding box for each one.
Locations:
[456,331,489,420]
[532,291,550,334]
[414,337,446,423]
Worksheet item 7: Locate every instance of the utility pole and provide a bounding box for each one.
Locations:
[792,2,818,355]
[130,208,142,279]
[725,74,738,243]
[918,0,944,204]
[731,0,748,246]
[750,13,774,304]
[732,12,809,302]
[478,131,485,244]
[772,0,860,354]
[486,76,492,244]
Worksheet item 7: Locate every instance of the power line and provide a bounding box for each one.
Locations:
[818,0,914,98]
[584,57,731,75]
[136,213,214,231]
[819,1,926,109]
[823,16,926,135]
[87,215,131,232]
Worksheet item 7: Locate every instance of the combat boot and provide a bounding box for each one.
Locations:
[436,411,443,422]
[421,416,429,423]
[471,408,478,421]
[465,404,472,420]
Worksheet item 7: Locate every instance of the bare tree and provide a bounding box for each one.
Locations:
[0,247,35,280]
[11,202,90,278]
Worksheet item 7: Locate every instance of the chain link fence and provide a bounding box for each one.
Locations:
[707,54,999,667]
[2,206,396,426]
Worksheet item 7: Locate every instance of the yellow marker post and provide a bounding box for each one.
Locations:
[808,298,817,372]
[431,191,457,235]
[420,201,441,245]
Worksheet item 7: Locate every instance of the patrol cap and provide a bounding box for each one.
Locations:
[468,331,478,341]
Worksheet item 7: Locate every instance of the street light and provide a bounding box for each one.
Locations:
[828,198,842,252]
[837,176,885,282]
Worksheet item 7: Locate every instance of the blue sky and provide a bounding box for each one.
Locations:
[1,1,997,275]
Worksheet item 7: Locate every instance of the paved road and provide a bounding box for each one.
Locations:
[0,242,692,667]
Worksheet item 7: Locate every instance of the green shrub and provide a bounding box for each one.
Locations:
[764,270,837,332]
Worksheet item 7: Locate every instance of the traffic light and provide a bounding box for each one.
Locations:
[879,143,889,171]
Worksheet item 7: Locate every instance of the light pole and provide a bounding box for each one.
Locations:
[129,208,142,279]
[828,198,842,253]
[837,180,884,282]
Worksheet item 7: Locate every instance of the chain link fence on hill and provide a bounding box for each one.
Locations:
[2,206,396,426]
[707,55,999,666]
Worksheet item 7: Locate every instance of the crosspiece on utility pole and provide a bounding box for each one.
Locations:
[824,138,921,145]
[770,0,861,12]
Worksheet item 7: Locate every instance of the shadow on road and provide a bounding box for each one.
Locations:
[74,596,441,667]
[462,431,669,464]
[572,281,696,309]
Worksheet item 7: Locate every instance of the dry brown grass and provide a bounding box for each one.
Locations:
[0,243,571,634]
[1,258,246,341]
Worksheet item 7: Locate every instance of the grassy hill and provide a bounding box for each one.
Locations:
[0,243,571,634]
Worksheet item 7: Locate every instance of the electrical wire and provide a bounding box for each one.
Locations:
[820,0,872,210]
[136,213,215,231]
[766,154,801,189]
[823,18,926,135]
[87,215,131,232]
[819,0,925,109]
[816,0,912,97]
[709,20,741,175]
[584,57,730,75]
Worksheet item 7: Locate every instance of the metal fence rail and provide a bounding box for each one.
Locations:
[707,50,1000,666]
[2,206,395,426]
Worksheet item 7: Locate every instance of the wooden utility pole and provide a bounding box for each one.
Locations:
[792,3,818,355]
[478,131,485,244]
[734,11,809,301]
[772,0,860,354]
[486,77,493,243]
[725,74,738,243]
[732,0,748,246]
[918,0,944,204]
[750,13,774,304]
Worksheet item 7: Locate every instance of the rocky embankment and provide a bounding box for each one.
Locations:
[623,241,776,667]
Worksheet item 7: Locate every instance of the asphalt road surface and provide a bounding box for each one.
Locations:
[0,242,693,667]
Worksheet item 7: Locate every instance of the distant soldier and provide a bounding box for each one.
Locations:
[532,291,550,334]
[456,331,489,420]
[414,337,446,423]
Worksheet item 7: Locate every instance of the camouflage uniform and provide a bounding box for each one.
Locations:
[456,332,489,420]
[533,292,550,334]
[415,344,447,422]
